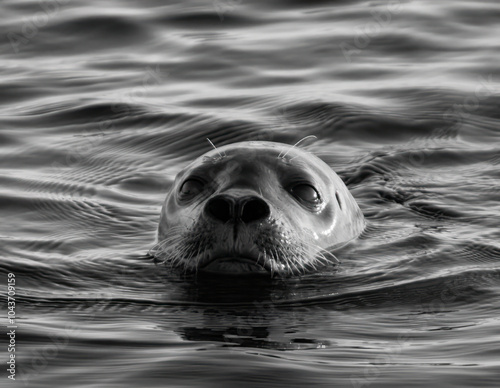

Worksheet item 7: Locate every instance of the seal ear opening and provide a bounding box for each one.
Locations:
[335,190,343,210]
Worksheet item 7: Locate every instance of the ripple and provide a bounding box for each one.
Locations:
[1,0,500,385]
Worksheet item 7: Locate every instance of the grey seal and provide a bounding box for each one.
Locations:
[152,141,364,276]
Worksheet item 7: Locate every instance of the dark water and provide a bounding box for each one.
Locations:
[1,0,500,387]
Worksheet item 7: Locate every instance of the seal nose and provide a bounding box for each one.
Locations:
[206,195,270,224]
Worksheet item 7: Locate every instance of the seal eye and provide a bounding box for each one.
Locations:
[179,179,204,199]
[290,184,321,204]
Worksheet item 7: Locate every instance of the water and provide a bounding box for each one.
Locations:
[1,0,499,387]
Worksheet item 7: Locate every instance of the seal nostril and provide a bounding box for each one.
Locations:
[240,197,270,223]
[207,197,233,223]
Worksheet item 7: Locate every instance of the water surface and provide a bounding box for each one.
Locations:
[1,0,499,387]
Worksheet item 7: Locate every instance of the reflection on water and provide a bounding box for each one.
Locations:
[1,0,500,387]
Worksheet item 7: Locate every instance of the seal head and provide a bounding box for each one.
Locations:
[153,141,364,276]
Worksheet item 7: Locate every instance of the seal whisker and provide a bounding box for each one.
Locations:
[194,243,207,274]
[273,246,286,274]
[303,240,337,270]
[313,244,340,266]
[150,230,187,264]
[179,243,196,274]
[266,249,276,278]
[287,255,297,274]
[279,245,297,276]
[278,135,318,160]
[206,138,226,159]
[297,258,306,274]
[315,252,329,269]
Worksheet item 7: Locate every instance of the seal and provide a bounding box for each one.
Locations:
[152,141,364,276]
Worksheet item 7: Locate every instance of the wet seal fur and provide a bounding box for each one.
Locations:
[151,141,364,276]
